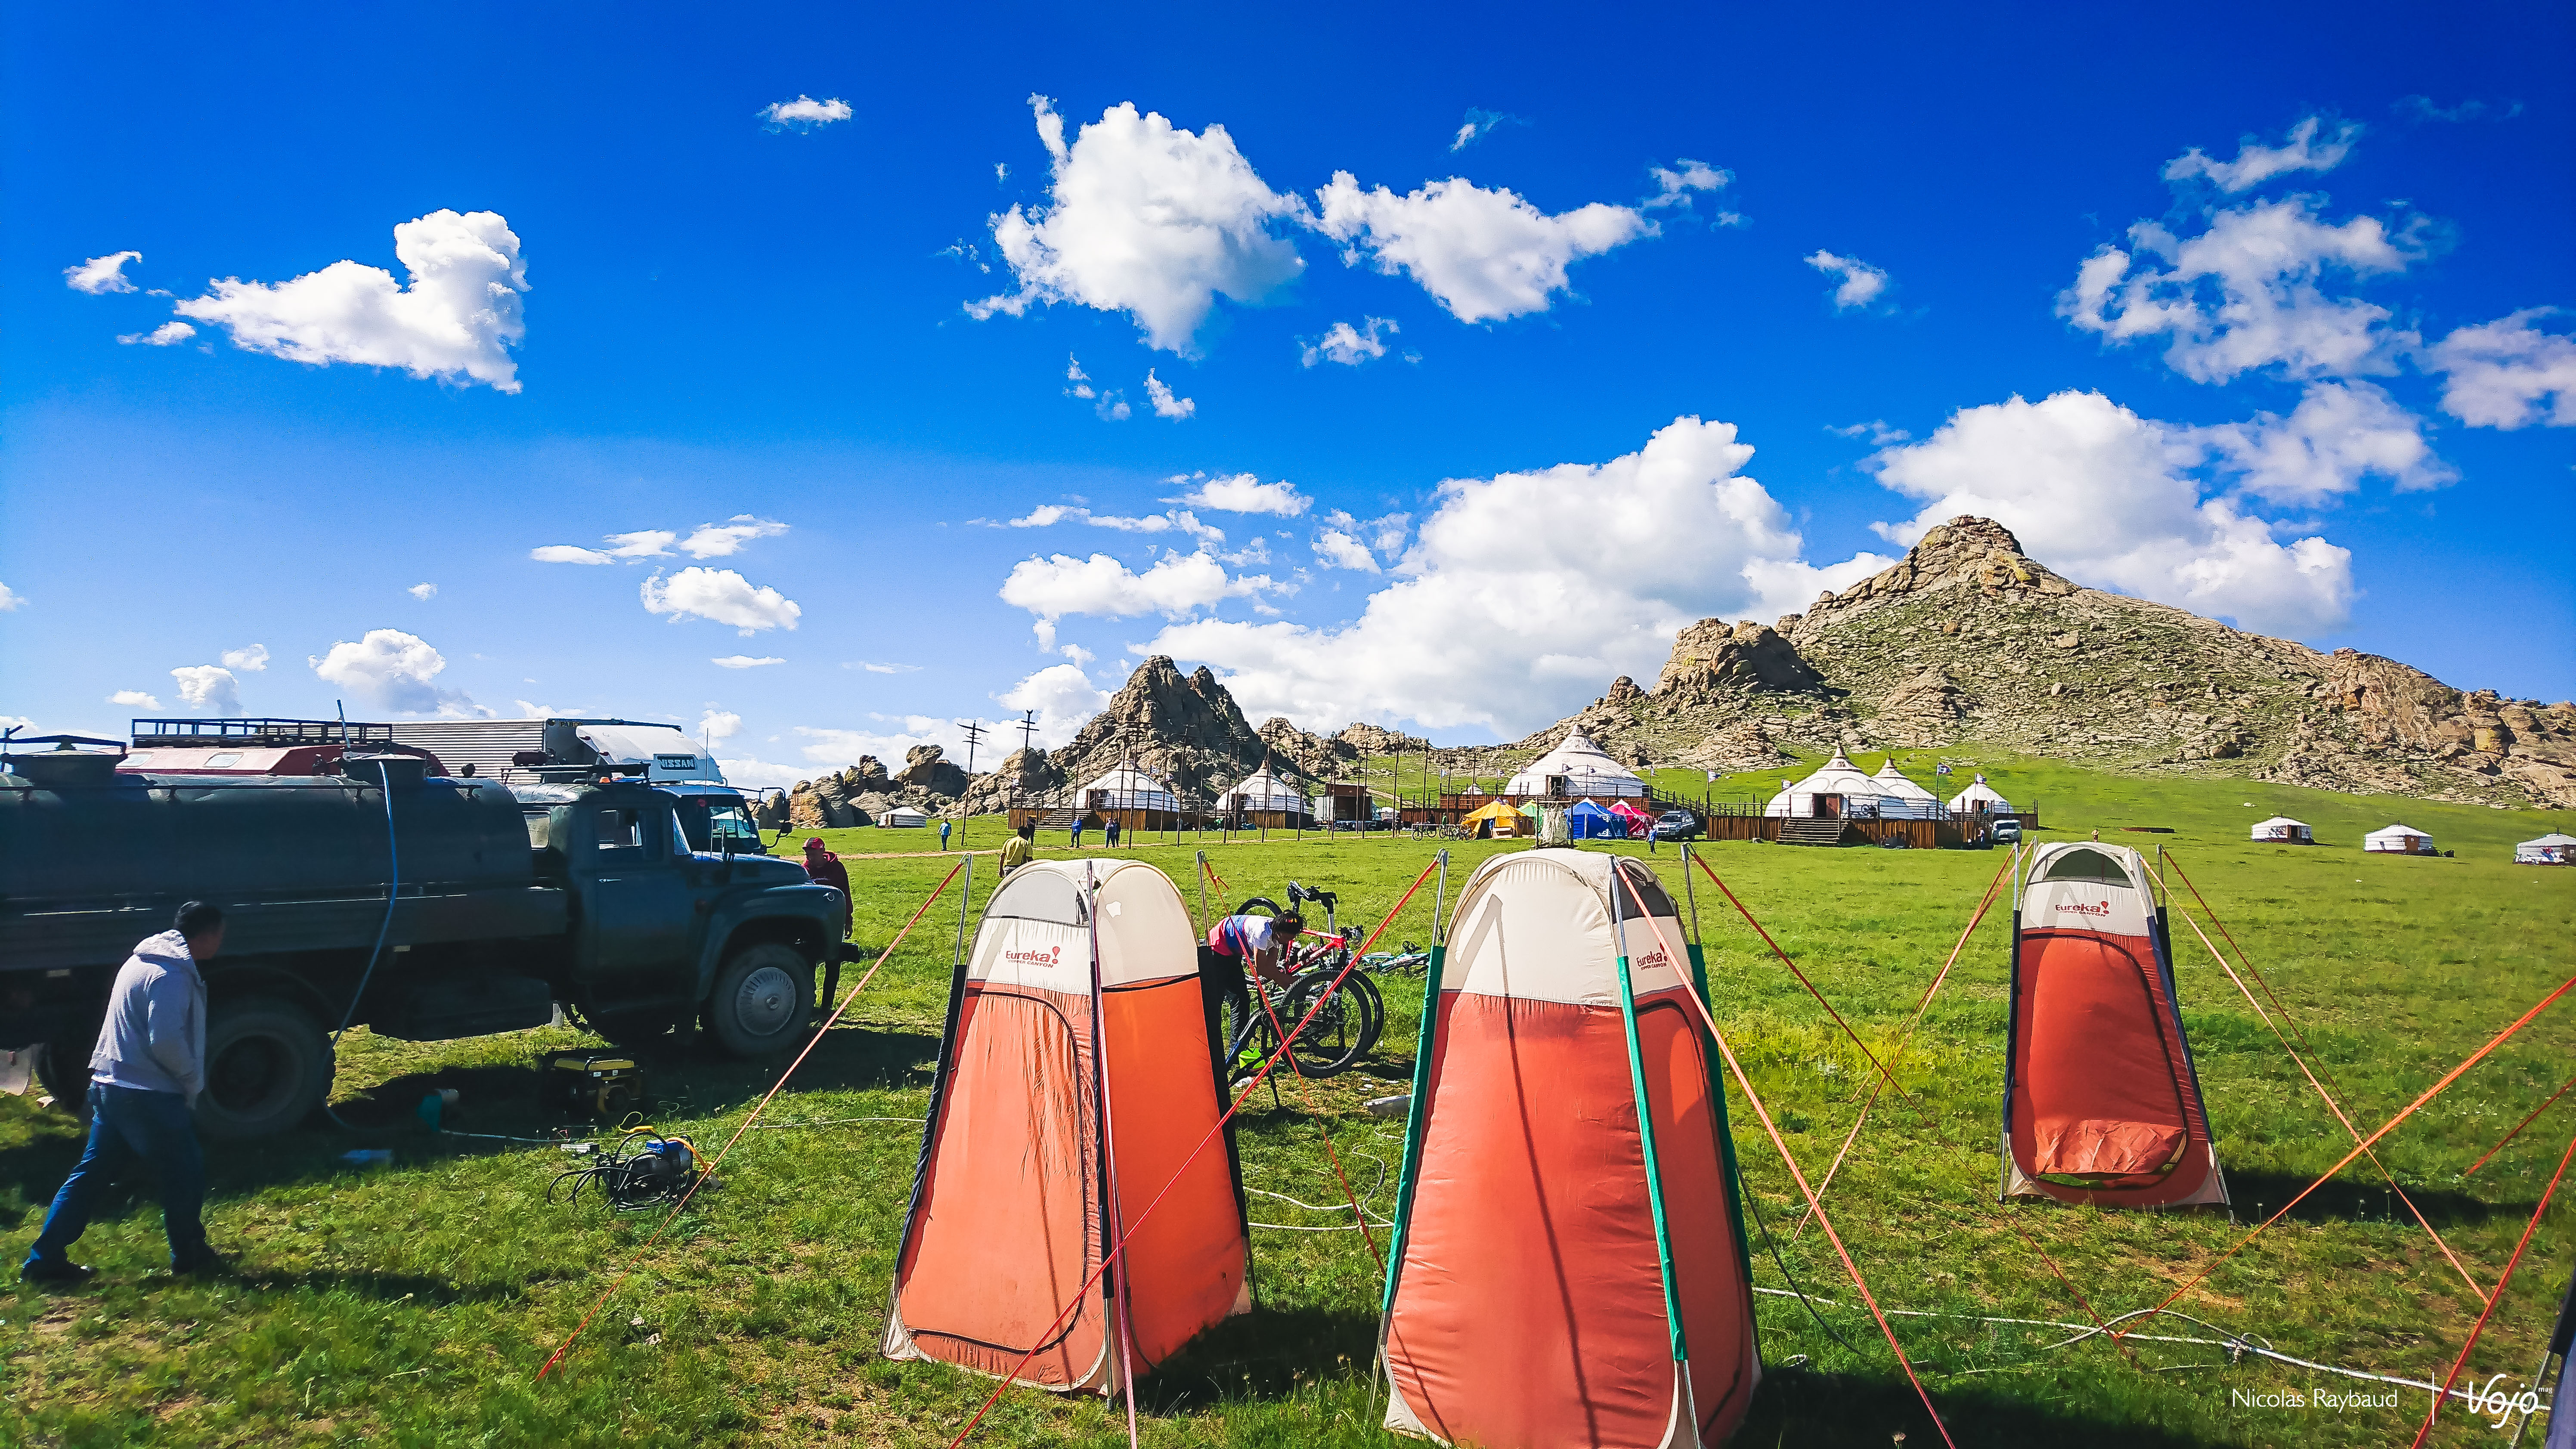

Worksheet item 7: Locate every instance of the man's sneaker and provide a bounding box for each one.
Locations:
[19,1256,95,1286]
[169,1251,229,1278]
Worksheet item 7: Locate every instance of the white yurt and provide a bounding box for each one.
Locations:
[1502,730,1647,799]
[1868,758,1943,819]
[2250,816,2315,844]
[1079,758,1178,811]
[1948,772,2012,814]
[883,805,929,829]
[1221,762,1305,812]
[2364,824,2436,855]
[1764,751,1887,817]
[2514,833,2576,865]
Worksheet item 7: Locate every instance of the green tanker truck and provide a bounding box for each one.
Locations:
[0,742,850,1140]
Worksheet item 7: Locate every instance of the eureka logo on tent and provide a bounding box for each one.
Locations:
[1003,945,1064,966]
[2052,899,2114,917]
[1634,946,1673,973]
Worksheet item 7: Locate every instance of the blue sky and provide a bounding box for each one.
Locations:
[5,3,2570,785]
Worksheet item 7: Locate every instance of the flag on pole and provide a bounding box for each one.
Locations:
[1935,762,1954,776]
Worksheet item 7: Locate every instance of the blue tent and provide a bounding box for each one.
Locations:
[1561,799,1627,839]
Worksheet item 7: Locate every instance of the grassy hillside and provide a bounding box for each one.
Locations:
[3,761,2570,1446]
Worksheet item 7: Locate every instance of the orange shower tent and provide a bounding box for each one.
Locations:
[2001,842,2228,1208]
[882,858,1251,1392]
[1379,848,1762,1447]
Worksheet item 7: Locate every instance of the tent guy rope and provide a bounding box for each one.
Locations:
[2467,1071,2576,1176]
[2410,1124,2576,1448]
[1690,850,1900,1093]
[536,854,970,1382]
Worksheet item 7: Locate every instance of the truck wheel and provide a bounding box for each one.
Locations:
[199,997,330,1141]
[36,1033,96,1129]
[585,1008,683,1051]
[705,944,814,1059]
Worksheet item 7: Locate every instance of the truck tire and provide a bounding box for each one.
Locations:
[705,944,814,1059]
[37,1032,97,1130]
[199,997,331,1141]
[583,1007,684,1051]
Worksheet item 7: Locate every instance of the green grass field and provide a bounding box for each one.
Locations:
[4,752,2571,1446]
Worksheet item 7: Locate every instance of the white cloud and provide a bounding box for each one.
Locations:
[1008,504,1081,527]
[530,529,675,564]
[169,665,242,715]
[0,715,34,733]
[1828,420,1910,445]
[220,644,268,672]
[2394,96,2522,124]
[2164,116,2361,192]
[1064,353,1096,399]
[1869,390,2354,637]
[679,515,788,558]
[999,663,1111,747]
[1059,643,1096,666]
[1177,473,1308,515]
[969,97,1307,354]
[1805,250,1890,310]
[407,582,438,600]
[998,549,1269,630]
[716,756,808,791]
[759,95,852,131]
[310,629,488,716]
[2059,197,2425,383]
[698,709,743,746]
[639,567,802,635]
[514,700,591,719]
[66,251,141,294]
[118,321,196,347]
[175,209,529,392]
[2192,381,2455,502]
[1312,528,1379,572]
[2426,310,2576,429]
[1301,317,1396,367]
[713,654,786,669]
[1143,368,1195,419]
[0,582,24,612]
[109,689,163,709]
[1138,416,1842,735]
[1450,109,1516,152]
[1312,171,1650,323]
[1644,159,1731,210]
[849,660,919,674]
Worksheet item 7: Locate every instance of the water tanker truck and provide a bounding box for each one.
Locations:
[0,742,850,1140]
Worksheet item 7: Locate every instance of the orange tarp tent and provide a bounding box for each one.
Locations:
[2001,842,2228,1208]
[1379,849,1761,1447]
[882,858,1251,1393]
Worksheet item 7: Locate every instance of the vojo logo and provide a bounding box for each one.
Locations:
[1004,944,1063,966]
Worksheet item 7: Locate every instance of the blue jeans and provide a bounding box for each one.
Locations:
[25,1082,209,1269]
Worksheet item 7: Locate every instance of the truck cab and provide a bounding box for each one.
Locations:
[659,782,770,855]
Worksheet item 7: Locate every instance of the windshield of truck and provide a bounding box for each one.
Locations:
[706,803,759,850]
[523,809,552,850]
[596,807,644,856]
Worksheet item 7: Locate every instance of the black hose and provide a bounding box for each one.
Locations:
[321,759,401,1131]
[1740,1174,1865,1359]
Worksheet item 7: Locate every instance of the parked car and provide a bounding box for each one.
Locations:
[1991,817,2023,844]
[1651,808,1703,841]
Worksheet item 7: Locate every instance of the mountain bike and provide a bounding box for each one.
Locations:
[1214,887,1384,1080]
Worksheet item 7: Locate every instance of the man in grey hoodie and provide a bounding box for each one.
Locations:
[20,901,224,1283]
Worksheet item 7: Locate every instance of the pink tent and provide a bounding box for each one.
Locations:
[1609,799,1657,838]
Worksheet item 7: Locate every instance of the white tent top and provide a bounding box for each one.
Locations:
[2251,817,2310,831]
[2365,824,2434,851]
[2367,823,2432,841]
[2521,833,2576,848]
[1446,850,1691,1008]
[1949,773,2012,813]
[882,805,929,827]
[1875,758,1937,814]
[1220,763,1304,810]
[1502,730,1647,798]
[1764,750,1886,817]
[1079,758,1178,811]
[2516,832,2576,863]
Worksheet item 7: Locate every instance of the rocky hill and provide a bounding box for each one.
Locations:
[1461,516,2576,809]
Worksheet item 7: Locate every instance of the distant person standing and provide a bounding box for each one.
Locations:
[1071,819,1085,848]
[1105,817,1122,848]
[801,838,851,941]
[1000,823,1035,875]
[23,902,226,1283]
[938,818,951,852]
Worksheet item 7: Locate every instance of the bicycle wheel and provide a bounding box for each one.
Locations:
[1277,970,1374,1077]
[1219,974,1277,1082]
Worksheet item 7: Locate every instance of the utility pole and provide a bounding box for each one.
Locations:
[960,720,987,779]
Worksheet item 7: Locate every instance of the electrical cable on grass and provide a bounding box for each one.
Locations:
[1737,1173,1864,1358]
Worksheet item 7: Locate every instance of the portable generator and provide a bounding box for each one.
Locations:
[541,1050,647,1122]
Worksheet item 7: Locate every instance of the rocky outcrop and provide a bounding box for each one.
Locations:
[1452,514,2574,809]
[1029,656,1331,807]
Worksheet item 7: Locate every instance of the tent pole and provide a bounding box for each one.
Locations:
[1376,851,1449,1354]
[1082,862,1142,1434]
[1610,862,1691,1368]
